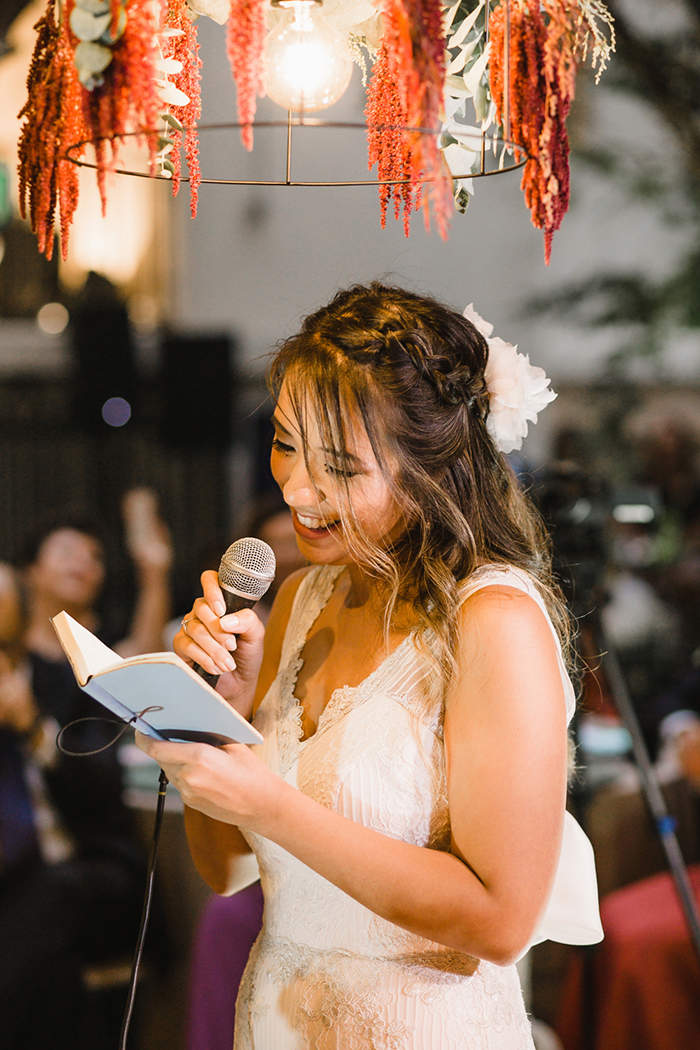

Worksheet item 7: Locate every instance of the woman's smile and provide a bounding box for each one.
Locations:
[293,510,341,535]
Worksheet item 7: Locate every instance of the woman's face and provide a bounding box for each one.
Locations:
[27,528,105,608]
[270,381,405,566]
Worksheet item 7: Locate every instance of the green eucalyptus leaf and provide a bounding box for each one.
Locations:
[449,1,484,49]
[156,80,190,106]
[75,40,113,82]
[162,159,176,174]
[74,0,111,14]
[474,79,489,123]
[70,6,111,41]
[454,184,471,214]
[438,131,458,149]
[100,6,127,45]
[80,74,105,90]
[160,111,185,132]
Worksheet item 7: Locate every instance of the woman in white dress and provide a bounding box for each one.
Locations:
[137,283,602,1049]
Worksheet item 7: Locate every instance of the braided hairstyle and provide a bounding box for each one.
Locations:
[269,282,571,698]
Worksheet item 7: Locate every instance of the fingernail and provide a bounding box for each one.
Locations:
[224,656,236,671]
[221,614,239,629]
[214,601,225,616]
[225,637,237,650]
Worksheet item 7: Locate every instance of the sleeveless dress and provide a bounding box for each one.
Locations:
[234,564,602,1050]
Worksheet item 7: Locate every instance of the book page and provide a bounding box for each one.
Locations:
[51,611,123,685]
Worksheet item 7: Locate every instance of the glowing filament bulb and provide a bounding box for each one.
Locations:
[264,0,353,113]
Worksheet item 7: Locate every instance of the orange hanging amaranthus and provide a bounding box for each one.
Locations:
[366,41,416,236]
[78,0,162,214]
[227,0,267,150]
[161,0,203,216]
[489,0,583,264]
[367,0,451,238]
[17,0,87,260]
[18,0,164,259]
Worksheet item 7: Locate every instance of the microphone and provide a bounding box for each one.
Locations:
[194,537,276,688]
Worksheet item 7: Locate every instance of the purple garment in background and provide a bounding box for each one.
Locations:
[187,880,265,1050]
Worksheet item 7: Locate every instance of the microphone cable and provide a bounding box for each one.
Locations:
[118,766,169,1050]
[56,716,170,1050]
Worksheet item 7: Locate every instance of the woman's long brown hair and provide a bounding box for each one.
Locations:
[269,282,572,703]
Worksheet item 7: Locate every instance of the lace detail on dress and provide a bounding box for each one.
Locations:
[239,564,537,1050]
[236,933,533,1049]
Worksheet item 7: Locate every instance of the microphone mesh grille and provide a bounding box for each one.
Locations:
[218,537,276,599]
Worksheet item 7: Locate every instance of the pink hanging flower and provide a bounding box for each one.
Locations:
[162,0,203,216]
[227,0,267,150]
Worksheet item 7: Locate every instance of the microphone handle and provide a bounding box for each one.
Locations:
[194,589,259,688]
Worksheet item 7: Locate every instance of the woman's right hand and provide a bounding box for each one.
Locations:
[174,570,265,721]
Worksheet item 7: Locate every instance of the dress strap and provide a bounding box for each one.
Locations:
[279,565,344,667]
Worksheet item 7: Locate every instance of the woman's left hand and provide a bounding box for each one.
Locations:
[134,731,284,831]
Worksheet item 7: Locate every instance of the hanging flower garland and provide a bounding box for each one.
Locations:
[17,0,615,261]
[159,0,203,216]
[438,0,613,258]
[487,0,614,262]
[488,0,572,264]
[75,0,163,213]
[17,0,86,260]
[366,40,416,236]
[226,0,267,150]
[17,0,204,259]
[365,0,452,238]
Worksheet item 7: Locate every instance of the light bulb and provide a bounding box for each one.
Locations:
[264,0,353,113]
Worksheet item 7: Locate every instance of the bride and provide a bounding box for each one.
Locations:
[137,282,602,1049]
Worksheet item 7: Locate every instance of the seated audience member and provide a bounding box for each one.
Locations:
[187,495,304,1050]
[0,493,172,1050]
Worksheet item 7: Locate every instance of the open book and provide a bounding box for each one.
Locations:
[51,611,262,746]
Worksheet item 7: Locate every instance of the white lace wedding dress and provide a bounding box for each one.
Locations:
[234,564,602,1050]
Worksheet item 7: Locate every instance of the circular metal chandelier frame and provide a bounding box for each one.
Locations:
[64,114,529,187]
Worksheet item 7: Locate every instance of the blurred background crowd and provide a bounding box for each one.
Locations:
[1,0,700,1048]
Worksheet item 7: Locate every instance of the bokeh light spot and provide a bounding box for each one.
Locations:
[102,397,132,427]
[37,302,70,335]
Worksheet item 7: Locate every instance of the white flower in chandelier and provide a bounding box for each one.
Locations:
[463,303,557,454]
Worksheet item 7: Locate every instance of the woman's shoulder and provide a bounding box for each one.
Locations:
[456,564,561,669]
[458,562,538,600]
[455,563,576,722]
[457,577,554,640]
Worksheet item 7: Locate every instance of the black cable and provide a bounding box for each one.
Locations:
[118,767,169,1050]
[56,707,165,757]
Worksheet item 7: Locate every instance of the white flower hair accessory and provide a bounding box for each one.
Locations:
[463,303,557,455]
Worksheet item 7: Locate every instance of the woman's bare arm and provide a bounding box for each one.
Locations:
[139,585,568,959]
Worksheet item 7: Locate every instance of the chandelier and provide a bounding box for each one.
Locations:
[17,0,614,266]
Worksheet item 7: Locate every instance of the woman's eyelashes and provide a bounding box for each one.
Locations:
[271,437,295,456]
[325,460,357,480]
[272,435,357,480]
[272,420,360,485]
